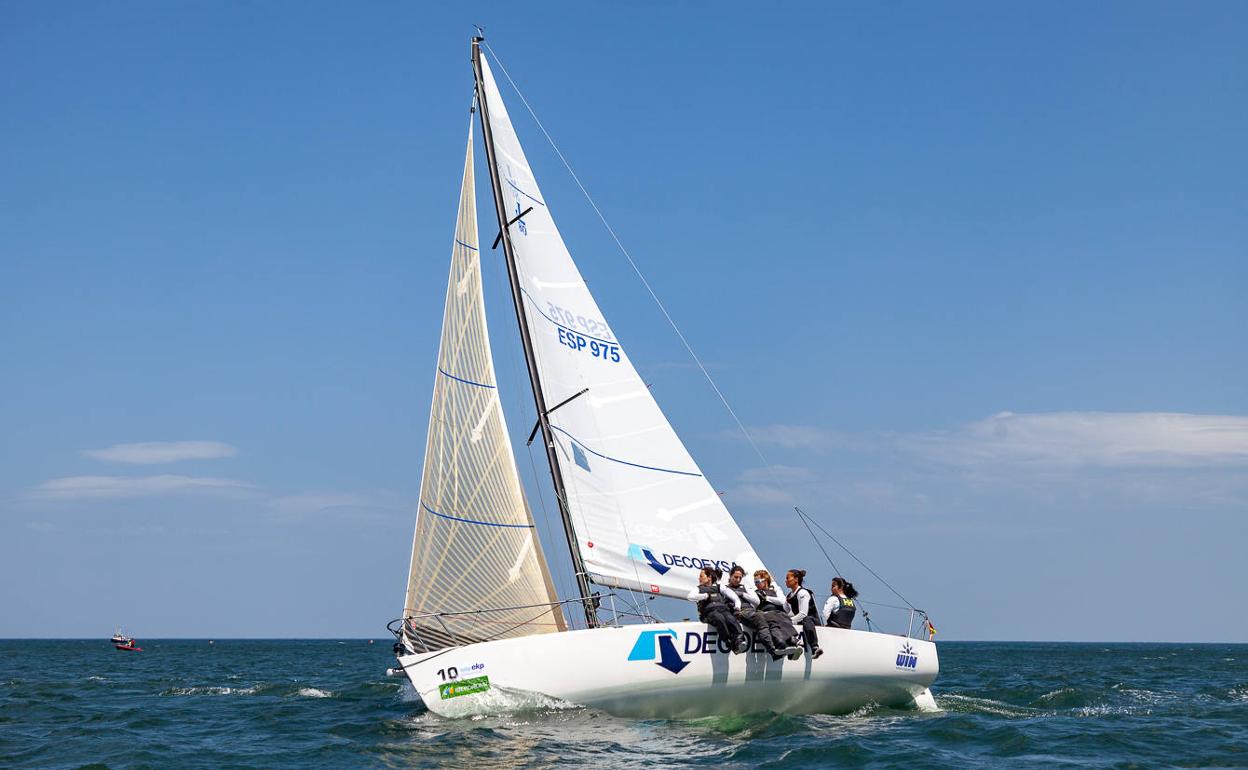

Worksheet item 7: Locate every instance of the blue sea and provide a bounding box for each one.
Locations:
[1,640,1244,768]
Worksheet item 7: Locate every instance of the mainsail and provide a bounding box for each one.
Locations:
[477,56,768,599]
[403,124,565,649]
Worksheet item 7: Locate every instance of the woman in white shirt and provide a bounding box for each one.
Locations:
[784,568,823,660]
[750,569,802,661]
[685,566,749,654]
[822,577,859,629]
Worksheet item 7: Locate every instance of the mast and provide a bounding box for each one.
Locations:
[470,36,598,628]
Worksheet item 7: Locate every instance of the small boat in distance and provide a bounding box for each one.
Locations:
[111,627,142,652]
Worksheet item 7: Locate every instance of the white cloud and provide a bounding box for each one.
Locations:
[905,412,1248,469]
[82,441,237,464]
[737,465,816,484]
[719,413,1248,513]
[636,361,728,372]
[731,483,798,506]
[267,492,377,515]
[725,466,814,506]
[737,424,847,450]
[31,475,255,500]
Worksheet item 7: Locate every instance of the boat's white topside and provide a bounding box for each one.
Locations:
[398,620,938,719]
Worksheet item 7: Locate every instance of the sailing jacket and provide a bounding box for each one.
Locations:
[786,586,816,624]
[685,583,742,614]
[727,582,760,608]
[755,586,788,613]
[823,595,857,628]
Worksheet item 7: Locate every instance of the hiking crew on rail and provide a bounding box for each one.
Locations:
[785,568,824,660]
[725,565,800,661]
[686,566,750,654]
[695,566,860,660]
[823,576,859,629]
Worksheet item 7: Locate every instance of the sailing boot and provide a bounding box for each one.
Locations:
[757,635,782,660]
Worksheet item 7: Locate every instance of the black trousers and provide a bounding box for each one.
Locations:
[797,615,821,651]
[702,606,742,646]
[739,608,767,649]
[755,609,797,652]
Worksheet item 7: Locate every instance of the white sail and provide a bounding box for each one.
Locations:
[478,57,767,599]
[403,124,565,649]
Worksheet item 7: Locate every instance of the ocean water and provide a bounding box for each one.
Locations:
[1,640,1244,768]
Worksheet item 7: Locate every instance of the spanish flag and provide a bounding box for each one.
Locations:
[925,620,937,640]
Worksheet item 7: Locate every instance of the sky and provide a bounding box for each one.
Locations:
[1,2,1245,641]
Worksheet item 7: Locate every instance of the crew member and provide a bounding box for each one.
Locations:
[686,567,749,654]
[753,570,802,661]
[723,564,758,623]
[785,568,824,660]
[823,576,859,629]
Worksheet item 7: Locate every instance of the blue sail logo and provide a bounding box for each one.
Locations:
[626,543,670,575]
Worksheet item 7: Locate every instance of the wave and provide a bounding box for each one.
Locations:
[161,685,260,696]
[936,693,1038,719]
[159,683,342,699]
[430,684,582,719]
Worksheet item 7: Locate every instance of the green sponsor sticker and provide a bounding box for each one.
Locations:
[438,675,490,700]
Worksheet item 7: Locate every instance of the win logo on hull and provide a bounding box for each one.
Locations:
[896,642,918,670]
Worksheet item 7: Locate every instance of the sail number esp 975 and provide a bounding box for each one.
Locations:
[557,328,621,362]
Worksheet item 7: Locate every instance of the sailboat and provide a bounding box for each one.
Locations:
[390,36,938,719]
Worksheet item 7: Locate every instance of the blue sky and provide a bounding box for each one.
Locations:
[2,2,1245,641]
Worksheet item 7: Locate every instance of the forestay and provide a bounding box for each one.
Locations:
[478,56,768,599]
[403,125,565,649]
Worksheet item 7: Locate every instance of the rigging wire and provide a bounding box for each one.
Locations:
[795,510,844,580]
[481,42,774,476]
[795,506,917,611]
[481,41,922,616]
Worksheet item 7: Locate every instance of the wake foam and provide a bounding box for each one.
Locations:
[937,693,1036,719]
[161,685,260,696]
[430,684,581,718]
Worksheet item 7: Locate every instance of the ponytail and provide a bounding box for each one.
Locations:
[831,576,859,599]
[787,568,806,585]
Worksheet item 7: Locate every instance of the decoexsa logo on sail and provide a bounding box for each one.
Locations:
[627,544,731,576]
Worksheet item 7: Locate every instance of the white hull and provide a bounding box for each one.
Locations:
[398,621,938,719]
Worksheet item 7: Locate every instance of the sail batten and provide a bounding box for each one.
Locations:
[477,55,768,600]
[402,123,565,648]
